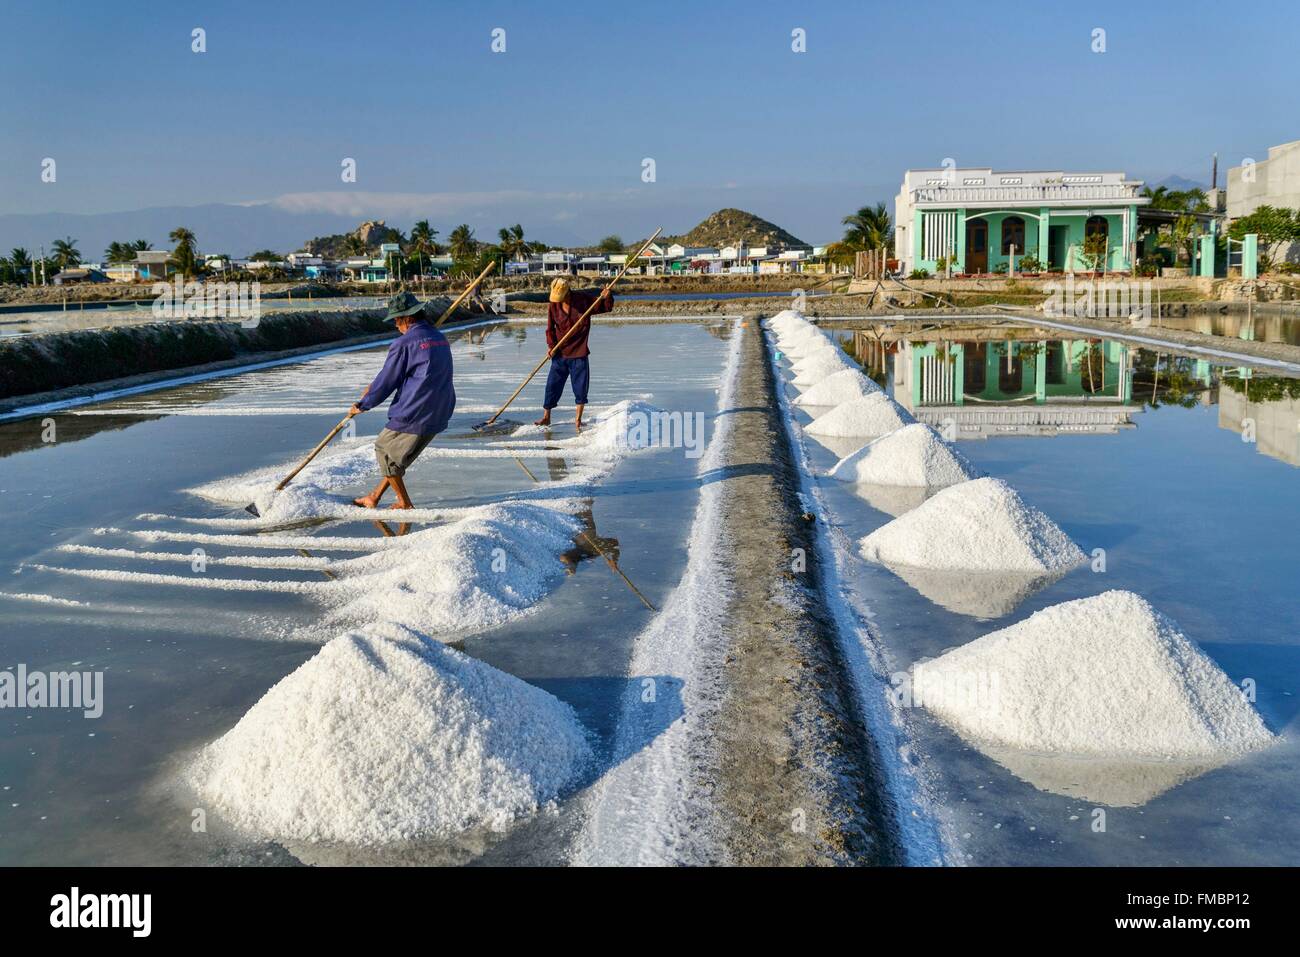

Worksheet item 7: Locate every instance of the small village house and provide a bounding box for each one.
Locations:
[894,168,1151,275]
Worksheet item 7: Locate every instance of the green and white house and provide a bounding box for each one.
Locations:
[894,167,1150,275]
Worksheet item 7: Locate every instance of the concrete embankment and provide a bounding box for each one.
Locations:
[712,319,902,865]
[0,302,477,415]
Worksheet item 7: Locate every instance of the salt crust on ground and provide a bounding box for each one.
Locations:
[187,398,661,523]
[828,424,979,487]
[186,621,594,844]
[858,477,1085,572]
[805,393,916,438]
[912,591,1275,760]
[793,369,881,406]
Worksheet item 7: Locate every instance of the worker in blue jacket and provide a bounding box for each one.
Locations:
[350,291,455,510]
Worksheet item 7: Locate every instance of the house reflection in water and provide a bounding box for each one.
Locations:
[847,326,1140,439]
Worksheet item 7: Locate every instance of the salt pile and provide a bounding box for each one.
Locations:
[187,622,594,844]
[912,591,1275,760]
[766,309,809,334]
[805,393,915,438]
[793,369,881,407]
[792,350,858,386]
[776,326,829,354]
[828,424,979,487]
[305,501,582,640]
[858,477,1085,572]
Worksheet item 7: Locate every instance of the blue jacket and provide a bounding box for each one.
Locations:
[357,320,456,435]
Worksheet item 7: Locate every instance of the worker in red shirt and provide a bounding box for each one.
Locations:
[534,276,613,430]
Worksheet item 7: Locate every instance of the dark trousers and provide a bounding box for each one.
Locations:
[543,356,590,408]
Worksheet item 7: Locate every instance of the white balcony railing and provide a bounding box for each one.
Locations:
[911,183,1141,204]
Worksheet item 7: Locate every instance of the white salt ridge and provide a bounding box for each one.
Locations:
[858,477,1086,573]
[805,393,916,438]
[68,503,583,641]
[913,591,1275,761]
[793,369,881,407]
[828,424,979,488]
[188,398,661,524]
[186,622,593,845]
[792,349,858,386]
[305,501,581,641]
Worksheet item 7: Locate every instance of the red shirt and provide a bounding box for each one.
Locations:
[546,290,613,359]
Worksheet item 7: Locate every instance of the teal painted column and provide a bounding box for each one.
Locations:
[911,346,923,407]
[1122,347,1133,402]
[1038,207,1050,265]
[1034,341,1046,403]
[952,343,965,405]
[1199,234,1215,277]
[912,208,923,269]
[956,208,967,273]
[1243,234,1258,279]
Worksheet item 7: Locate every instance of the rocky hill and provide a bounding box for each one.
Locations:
[302,220,403,257]
[664,208,806,248]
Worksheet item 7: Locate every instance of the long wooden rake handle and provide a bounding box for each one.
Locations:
[434,259,497,327]
[268,264,498,495]
[479,227,663,428]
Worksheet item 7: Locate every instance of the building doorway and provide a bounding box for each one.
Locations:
[965,220,988,273]
[1049,225,1069,270]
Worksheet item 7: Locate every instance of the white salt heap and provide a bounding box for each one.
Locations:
[793,369,881,407]
[912,591,1275,760]
[792,349,858,386]
[859,477,1085,572]
[776,326,829,354]
[767,309,809,334]
[806,393,916,438]
[828,424,979,487]
[187,622,594,844]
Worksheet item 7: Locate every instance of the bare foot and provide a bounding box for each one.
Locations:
[574,419,583,432]
[533,416,551,426]
[352,496,377,508]
[389,502,413,511]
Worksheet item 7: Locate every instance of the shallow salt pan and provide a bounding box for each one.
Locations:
[912,591,1275,761]
[186,622,593,844]
[858,477,1085,573]
[805,393,915,438]
[828,424,979,488]
[793,369,880,407]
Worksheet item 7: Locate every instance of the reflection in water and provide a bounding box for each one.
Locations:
[845,482,940,518]
[1217,375,1300,466]
[883,563,1070,620]
[835,321,1299,466]
[970,740,1223,808]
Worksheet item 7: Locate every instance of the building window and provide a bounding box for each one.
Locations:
[1000,216,1026,255]
[1085,216,1109,240]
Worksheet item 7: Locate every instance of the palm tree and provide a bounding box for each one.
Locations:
[9,247,32,285]
[840,203,893,250]
[169,227,199,277]
[449,224,477,262]
[343,234,368,257]
[51,237,81,269]
[496,224,526,261]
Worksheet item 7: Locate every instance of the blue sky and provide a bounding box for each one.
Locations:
[2,0,1298,248]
